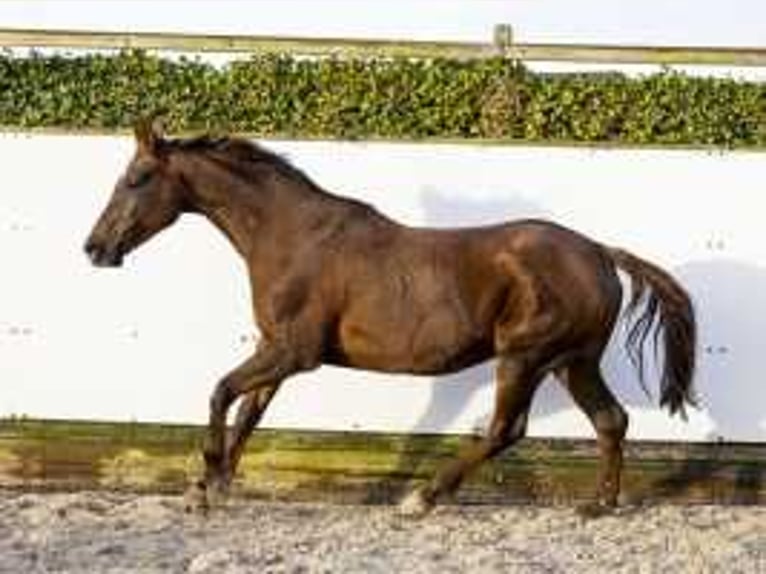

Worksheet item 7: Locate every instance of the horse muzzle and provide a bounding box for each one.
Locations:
[84,240,124,268]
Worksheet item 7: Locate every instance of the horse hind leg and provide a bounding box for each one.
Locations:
[558,357,629,517]
[399,356,543,517]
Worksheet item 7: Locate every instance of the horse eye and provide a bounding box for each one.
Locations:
[128,169,154,188]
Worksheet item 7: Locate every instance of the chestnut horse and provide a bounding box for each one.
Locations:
[85,121,696,517]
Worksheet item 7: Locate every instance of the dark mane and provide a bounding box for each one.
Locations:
[166,135,321,190]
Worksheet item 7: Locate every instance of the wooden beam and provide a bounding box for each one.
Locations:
[1,27,765,66]
[506,43,766,67]
[0,28,498,60]
[1,419,764,505]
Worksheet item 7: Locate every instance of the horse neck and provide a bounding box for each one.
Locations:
[175,151,351,268]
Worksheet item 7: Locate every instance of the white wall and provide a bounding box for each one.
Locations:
[1,133,765,442]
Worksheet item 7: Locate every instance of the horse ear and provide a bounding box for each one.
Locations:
[133,117,165,154]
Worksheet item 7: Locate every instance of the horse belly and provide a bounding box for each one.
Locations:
[333,308,493,375]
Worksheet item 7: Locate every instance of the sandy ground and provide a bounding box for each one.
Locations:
[0,490,763,573]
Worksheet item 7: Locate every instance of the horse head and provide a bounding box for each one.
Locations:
[84,119,187,267]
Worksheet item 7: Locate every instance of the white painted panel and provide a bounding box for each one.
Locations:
[1,133,764,442]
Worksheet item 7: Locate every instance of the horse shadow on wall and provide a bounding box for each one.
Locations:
[369,186,766,504]
[409,186,570,436]
[649,259,766,503]
[367,186,569,503]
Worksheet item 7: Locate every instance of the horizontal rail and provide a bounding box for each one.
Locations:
[511,43,766,67]
[0,28,497,60]
[1,26,766,66]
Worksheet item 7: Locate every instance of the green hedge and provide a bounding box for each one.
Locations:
[0,51,764,147]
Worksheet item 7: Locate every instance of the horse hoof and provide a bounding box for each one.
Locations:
[183,481,209,514]
[398,489,434,518]
[207,481,230,509]
[576,501,615,519]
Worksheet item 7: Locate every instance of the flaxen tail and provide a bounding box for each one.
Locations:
[606,247,697,418]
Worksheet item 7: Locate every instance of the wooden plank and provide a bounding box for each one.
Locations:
[506,43,766,67]
[1,419,764,505]
[0,28,498,60]
[1,27,765,66]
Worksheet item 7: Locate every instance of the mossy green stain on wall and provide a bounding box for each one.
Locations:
[0,419,764,504]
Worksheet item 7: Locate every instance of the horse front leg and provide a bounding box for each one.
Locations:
[185,342,294,512]
[223,383,282,484]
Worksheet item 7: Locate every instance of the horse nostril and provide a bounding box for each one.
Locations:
[86,246,101,265]
[85,241,108,266]
[84,240,99,259]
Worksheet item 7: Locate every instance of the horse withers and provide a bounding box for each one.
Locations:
[85,121,697,518]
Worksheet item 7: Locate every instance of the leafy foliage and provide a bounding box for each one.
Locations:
[0,51,763,147]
